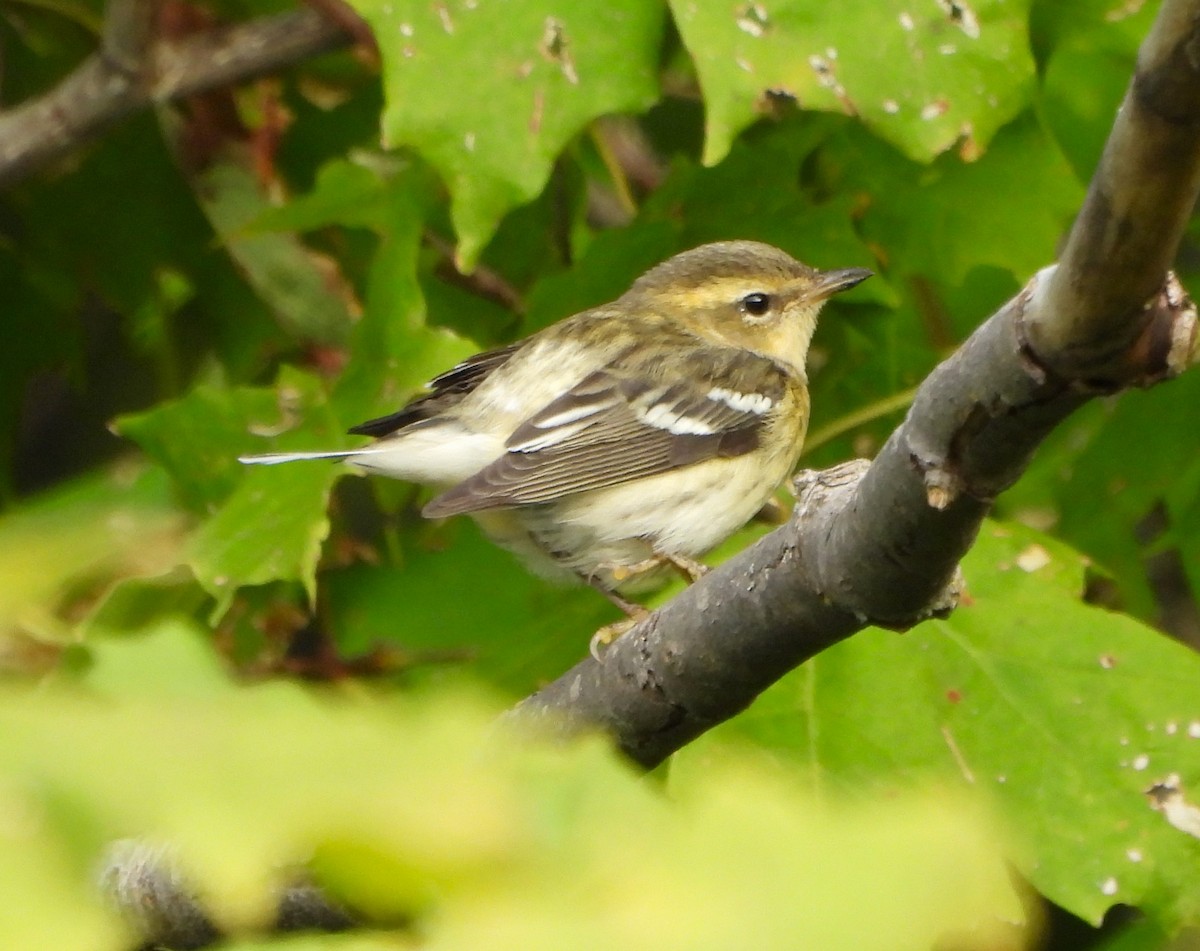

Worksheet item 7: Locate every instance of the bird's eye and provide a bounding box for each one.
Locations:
[740,292,773,317]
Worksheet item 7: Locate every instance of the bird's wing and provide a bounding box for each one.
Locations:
[347,341,523,438]
[423,345,794,516]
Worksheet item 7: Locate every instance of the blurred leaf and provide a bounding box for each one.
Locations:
[671,0,1036,166]
[523,219,682,333]
[176,368,343,614]
[80,615,237,699]
[0,822,125,951]
[322,517,614,693]
[349,0,665,267]
[0,248,83,498]
[844,112,1084,287]
[1092,918,1175,951]
[1000,373,1200,619]
[1039,42,1135,182]
[642,120,893,303]
[1030,0,1154,183]
[195,160,360,345]
[0,653,1025,948]
[674,521,1200,928]
[117,384,294,512]
[243,157,392,234]
[0,464,185,645]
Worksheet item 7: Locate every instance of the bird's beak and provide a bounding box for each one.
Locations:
[800,266,873,303]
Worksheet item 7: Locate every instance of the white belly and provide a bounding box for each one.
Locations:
[475,446,796,591]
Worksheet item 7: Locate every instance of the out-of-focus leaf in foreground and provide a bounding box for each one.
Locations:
[2,620,1025,949]
[0,464,185,656]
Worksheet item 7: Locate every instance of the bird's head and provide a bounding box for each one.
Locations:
[622,240,872,372]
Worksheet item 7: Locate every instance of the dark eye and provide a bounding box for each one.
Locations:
[740,292,773,316]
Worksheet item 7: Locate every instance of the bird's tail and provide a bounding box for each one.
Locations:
[238,449,383,466]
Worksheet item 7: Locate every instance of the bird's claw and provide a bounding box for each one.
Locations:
[589,609,650,661]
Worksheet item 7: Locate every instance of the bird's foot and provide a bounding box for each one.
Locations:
[603,556,668,583]
[661,552,709,583]
[600,552,709,585]
[589,606,650,661]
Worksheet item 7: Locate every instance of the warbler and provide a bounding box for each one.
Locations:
[241,241,870,651]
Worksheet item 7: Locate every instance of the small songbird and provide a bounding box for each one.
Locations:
[241,241,870,653]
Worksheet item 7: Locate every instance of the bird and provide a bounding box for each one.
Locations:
[240,240,871,654]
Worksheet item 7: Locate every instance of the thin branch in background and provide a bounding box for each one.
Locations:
[801,386,918,456]
[0,5,353,189]
[589,121,639,220]
[302,0,378,61]
[425,229,525,312]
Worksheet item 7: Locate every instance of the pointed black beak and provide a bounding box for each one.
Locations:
[807,266,873,301]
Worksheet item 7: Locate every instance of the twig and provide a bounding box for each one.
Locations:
[802,386,917,455]
[425,230,525,311]
[0,6,352,189]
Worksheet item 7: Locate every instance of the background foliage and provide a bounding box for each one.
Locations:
[2,0,1199,947]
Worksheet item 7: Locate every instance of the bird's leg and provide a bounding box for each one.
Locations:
[752,496,790,525]
[597,551,710,585]
[588,595,648,662]
[588,612,648,661]
[587,585,650,660]
[601,555,669,583]
[660,552,709,583]
[583,552,711,660]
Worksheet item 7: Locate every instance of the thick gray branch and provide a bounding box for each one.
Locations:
[0,7,351,189]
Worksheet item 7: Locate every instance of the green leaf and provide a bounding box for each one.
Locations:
[187,462,337,616]
[671,0,1036,166]
[673,521,1200,928]
[523,220,683,334]
[1000,372,1200,620]
[0,464,185,644]
[0,828,123,951]
[242,157,392,234]
[194,161,360,345]
[332,183,478,426]
[0,248,83,499]
[848,112,1084,287]
[117,385,295,512]
[0,662,1024,948]
[321,518,615,694]
[646,118,887,278]
[181,369,345,614]
[349,0,665,267]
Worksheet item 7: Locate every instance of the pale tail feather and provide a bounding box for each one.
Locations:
[239,427,502,483]
[238,449,389,466]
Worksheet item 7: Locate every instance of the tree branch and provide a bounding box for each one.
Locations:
[0,5,352,190]
[1030,0,1200,380]
[509,0,1200,769]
